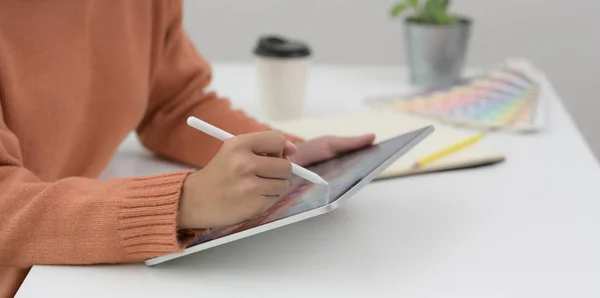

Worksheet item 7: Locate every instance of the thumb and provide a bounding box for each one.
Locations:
[330,134,376,154]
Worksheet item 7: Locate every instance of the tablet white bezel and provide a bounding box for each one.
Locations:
[145,126,434,266]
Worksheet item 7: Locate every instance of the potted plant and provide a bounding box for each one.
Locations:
[390,0,471,88]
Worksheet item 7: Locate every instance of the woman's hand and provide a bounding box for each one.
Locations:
[290,134,376,166]
[178,131,297,229]
[177,132,374,229]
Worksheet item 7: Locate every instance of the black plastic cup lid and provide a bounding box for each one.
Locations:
[254,35,311,58]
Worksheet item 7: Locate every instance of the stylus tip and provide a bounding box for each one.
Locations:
[311,174,329,185]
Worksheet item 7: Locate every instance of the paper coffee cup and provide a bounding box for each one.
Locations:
[254,35,311,120]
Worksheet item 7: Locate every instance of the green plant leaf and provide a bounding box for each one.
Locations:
[411,15,428,23]
[424,0,444,13]
[390,2,408,17]
[406,0,419,8]
[447,15,460,23]
[442,14,460,25]
[433,9,450,24]
[422,0,453,24]
[432,2,460,24]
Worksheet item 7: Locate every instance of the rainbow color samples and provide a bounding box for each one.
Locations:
[367,59,547,133]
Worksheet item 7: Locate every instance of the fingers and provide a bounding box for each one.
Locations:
[283,140,298,157]
[253,155,293,179]
[329,134,376,154]
[233,131,288,155]
[263,140,297,158]
[254,177,291,197]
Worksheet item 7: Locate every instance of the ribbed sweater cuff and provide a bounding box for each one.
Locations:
[116,170,200,260]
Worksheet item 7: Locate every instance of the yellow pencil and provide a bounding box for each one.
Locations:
[413,133,484,168]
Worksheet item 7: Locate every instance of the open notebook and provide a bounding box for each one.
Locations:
[268,112,505,179]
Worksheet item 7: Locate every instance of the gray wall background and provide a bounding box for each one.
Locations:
[183,0,600,159]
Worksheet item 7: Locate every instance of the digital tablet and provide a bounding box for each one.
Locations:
[145,126,434,266]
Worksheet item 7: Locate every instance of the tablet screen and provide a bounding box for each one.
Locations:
[188,129,427,247]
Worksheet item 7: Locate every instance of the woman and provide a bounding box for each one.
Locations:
[0,0,374,296]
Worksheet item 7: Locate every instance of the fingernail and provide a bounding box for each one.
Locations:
[286,140,298,150]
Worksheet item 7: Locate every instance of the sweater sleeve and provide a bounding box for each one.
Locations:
[0,113,198,266]
[136,0,302,168]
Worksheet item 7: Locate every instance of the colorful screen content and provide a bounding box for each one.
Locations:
[188,129,425,248]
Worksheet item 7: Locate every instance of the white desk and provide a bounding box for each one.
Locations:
[17,64,600,298]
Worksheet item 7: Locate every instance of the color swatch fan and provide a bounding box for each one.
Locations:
[366,59,548,132]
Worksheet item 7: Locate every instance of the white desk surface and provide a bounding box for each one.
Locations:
[17,64,600,298]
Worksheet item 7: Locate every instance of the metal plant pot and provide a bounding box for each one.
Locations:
[405,18,471,88]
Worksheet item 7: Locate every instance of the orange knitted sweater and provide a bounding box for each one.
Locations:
[0,1,299,296]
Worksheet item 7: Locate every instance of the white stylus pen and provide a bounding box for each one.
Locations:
[187,116,329,186]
